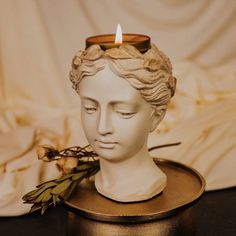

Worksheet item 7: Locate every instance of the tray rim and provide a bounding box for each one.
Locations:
[64,158,206,223]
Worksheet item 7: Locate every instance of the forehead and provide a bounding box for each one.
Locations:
[79,66,145,105]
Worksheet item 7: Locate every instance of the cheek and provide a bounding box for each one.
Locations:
[81,113,97,140]
[114,114,151,145]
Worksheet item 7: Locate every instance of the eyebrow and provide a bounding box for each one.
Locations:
[110,101,138,107]
[80,96,98,104]
[81,96,139,107]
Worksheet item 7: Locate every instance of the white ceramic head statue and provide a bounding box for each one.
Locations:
[70,44,176,202]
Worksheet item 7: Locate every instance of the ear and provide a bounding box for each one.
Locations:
[150,109,165,132]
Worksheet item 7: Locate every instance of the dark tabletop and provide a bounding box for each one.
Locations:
[0,187,235,236]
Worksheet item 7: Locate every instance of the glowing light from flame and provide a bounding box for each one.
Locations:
[115,24,122,44]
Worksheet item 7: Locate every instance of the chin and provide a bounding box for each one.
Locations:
[95,149,125,163]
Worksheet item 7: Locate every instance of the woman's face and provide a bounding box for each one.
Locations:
[79,66,154,163]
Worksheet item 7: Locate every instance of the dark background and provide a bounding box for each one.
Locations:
[0,187,235,236]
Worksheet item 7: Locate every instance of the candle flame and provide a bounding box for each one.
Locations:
[115,24,122,44]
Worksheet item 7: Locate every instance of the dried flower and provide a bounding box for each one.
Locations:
[22,160,100,215]
[57,157,79,174]
[23,142,180,214]
[36,145,59,162]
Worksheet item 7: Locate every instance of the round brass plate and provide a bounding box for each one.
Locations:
[64,158,205,223]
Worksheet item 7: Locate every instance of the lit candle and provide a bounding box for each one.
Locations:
[86,24,151,53]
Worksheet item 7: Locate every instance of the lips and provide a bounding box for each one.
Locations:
[95,139,117,149]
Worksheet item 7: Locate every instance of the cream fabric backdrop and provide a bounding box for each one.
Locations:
[0,0,236,215]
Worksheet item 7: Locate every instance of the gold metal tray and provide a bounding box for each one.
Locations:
[64,158,205,223]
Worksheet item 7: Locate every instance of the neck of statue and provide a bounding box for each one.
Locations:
[94,144,167,202]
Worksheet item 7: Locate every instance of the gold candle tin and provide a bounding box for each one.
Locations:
[86,34,151,53]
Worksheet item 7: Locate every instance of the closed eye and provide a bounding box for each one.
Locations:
[84,107,97,114]
[117,111,136,119]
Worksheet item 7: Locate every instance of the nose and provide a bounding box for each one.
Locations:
[97,108,113,135]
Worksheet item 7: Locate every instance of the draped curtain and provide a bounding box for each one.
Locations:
[0,0,236,216]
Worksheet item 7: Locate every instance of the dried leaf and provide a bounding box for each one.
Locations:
[51,179,72,195]
[23,181,57,201]
[61,181,78,200]
[75,163,92,172]
[41,202,51,215]
[36,179,57,188]
[34,192,47,203]
[23,145,100,214]
[72,172,84,181]
[29,203,42,214]
[41,188,52,203]
[53,194,59,206]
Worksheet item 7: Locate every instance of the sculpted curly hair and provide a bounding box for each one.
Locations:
[69,44,176,118]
